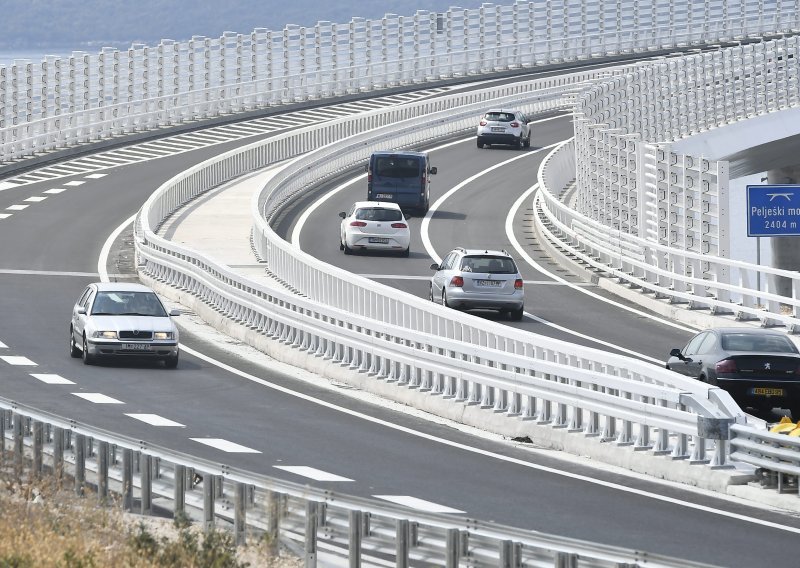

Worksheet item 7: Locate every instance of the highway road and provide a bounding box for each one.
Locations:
[0,84,799,567]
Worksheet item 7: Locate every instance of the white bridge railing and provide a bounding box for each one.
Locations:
[2,1,799,163]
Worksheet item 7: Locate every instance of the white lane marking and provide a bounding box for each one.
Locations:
[0,268,100,277]
[30,373,75,385]
[44,188,69,194]
[126,414,186,427]
[190,438,261,453]
[421,142,560,264]
[6,204,29,211]
[359,274,594,285]
[85,173,107,179]
[24,196,47,203]
[0,214,11,220]
[98,213,136,281]
[274,466,354,482]
[373,495,465,514]
[0,181,18,191]
[0,340,6,348]
[64,181,85,186]
[101,165,800,535]
[0,356,37,366]
[72,392,124,404]
[505,183,697,334]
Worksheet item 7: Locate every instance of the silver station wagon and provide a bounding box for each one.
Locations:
[69,282,180,368]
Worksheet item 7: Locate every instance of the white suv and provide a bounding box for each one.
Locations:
[476,109,531,149]
[429,248,525,320]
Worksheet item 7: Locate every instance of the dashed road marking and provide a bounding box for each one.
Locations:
[6,205,28,211]
[0,214,11,220]
[190,438,261,453]
[126,414,185,427]
[63,181,85,187]
[373,495,465,514]
[0,340,7,348]
[43,188,69,194]
[274,466,354,482]
[24,196,47,202]
[85,173,107,179]
[0,356,36,365]
[72,392,124,404]
[30,374,75,385]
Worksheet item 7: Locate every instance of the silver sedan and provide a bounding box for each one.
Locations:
[70,282,180,368]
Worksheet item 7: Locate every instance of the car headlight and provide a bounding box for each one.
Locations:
[153,331,174,340]
[93,331,118,339]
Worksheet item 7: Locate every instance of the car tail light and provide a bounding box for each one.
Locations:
[510,121,520,128]
[367,171,372,182]
[514,279,523,290]
[449,276,464,287]
[715,359,737,373]
[421,175,426,186]
[350,221,367,227]
[479,120,487,126]
[391,222,407,229]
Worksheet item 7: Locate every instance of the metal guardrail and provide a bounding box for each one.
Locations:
[0,398,720,567]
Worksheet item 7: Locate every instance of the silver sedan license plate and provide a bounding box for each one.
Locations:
[476,280,502,287]
[368,237,390,244]
[122,343,152,351]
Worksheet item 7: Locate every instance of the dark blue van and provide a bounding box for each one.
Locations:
[366,151,438,213]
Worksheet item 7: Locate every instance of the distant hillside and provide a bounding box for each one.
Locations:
[0,0,493,49]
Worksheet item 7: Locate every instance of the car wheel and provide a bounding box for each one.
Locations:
[343,241,353,255]
[428,284,435,302]
[510,307,524,321]
[477,139,484,149]
[339,239,344,251]
[164,352,179,369]
[400,247,410,258]
[69,326,81,358]
[524,135,531,148]
[442,289,450,308]
[515,136,524,150]
[81,336,94,365]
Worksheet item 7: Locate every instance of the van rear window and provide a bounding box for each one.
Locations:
[374,157,420,178]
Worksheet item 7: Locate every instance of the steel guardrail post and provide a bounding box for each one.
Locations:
[32,420,43,476]
[234,481,247,546]
[396,519,409,568]
[0,409,5,467]
[141,454,152,515]
[98,440,109,503]
[122,448,133,511]
[13,413,24,480]
[305,501,318,568]
[75,433,86,496]
[53,426,64,485]
[267,490,281,557]
[174,464,186,518]
[445,528,460,568]
[204,474,215,531]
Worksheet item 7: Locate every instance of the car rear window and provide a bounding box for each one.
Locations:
[484,112,516,122]
[355,208,403,222]
[721,333,799,353]
[374,157,420,178]
[461,255,517,274]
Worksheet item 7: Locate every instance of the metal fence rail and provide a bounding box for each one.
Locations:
[0,399,719,567]
[1,0,798,163]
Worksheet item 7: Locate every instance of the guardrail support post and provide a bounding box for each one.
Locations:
[53,427,64,485]
[141,454,152,515]
[500,539,518,567]
[305,501,318,568]
[349,510,362,567]
[396,519,409,568]
[75,433,86,496]
[122,448,133,511]
[174,464,186,519]
[204,474,215,531]
[0,409,5,466]
[32,420,43,476]
[445,528,460,568]
[98,441,109,503]
[235,482,247,546]
[555,551,578,567]
[13,414,24,480]
[267,490,281,557]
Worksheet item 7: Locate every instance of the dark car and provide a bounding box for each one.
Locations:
[667,328,800,417]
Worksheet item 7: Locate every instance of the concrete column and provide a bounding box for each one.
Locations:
[768,168,800,297]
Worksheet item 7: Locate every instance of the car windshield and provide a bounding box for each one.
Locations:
[721,333,798,353]
[374,157,420,178]
[91,291,167,317]
[355,208,403,222]
[484,112,516,122]
[460,255,517,274]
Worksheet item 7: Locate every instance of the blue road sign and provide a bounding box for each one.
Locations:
[747,185,800,237]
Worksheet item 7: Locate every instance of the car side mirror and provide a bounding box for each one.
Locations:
[339,212,346,218]
[430,263,440,270]
[669,348,685,360]
[429,166,438,175]
[169,309,181,317]
[77,307,86,315]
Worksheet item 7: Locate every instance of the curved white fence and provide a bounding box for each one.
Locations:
[2,1,798,163]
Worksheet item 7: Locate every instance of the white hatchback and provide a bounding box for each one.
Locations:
[476,109,531,149]
[339,201,411,256]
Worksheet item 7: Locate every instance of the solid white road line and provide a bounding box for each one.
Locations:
[30,373,75,385]
[190,438,261,453]
[373,495,465,514]
[72,392,124,404]
[126,414,186,427]
[98,213,136,281]
[274,466,354,482]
